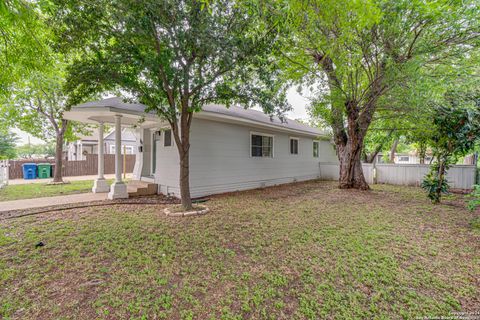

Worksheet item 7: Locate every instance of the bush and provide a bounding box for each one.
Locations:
[466,185,480,211]
[421,169,449,204]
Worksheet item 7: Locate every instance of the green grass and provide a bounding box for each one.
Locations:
[0,181,479,319]
[0,179,114,202]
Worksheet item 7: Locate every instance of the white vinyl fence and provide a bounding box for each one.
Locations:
[319,162,477,190]
[0,160,9,189]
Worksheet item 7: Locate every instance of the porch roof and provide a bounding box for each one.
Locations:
[64,97,161,128]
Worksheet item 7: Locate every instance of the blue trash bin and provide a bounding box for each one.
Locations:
[22,163,37,180]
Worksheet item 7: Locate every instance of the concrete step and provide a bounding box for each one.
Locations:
[127,181,158,197]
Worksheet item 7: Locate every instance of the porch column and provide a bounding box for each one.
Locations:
[132,127,143,180]
[92,122,109,193]
[108,115,128,199]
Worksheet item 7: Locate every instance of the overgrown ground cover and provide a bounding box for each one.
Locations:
[0,181,479,319]
[0,180,114,202]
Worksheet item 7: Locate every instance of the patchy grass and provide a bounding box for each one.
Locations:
[0,180,114,202]
[470,217,480,233]
[0,181,479,319]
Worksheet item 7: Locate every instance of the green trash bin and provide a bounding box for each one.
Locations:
[37,163,52,179]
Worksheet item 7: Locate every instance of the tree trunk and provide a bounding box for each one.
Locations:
[434,159,446,204]
[172,104,193,211]
[338,139,370,190]
[417,141,427,164]
[336,100,370,190]
[389,139,399,163]
[53,131,65,183]
[178,146,192,210]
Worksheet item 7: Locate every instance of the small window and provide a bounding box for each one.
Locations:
[164,129,172,147]
[251,133,273,157]
[398,156,409,162]
[313,141,319,158]
[290,138,299,155]
[110,145,134,154]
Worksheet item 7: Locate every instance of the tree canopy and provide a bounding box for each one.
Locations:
[280,0,480,189]
[0,0,53,93]
[50,0,290,208]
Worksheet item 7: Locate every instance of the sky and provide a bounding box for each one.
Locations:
[286,87,310,120]
[12,87,312,146]
[12,128,44,146]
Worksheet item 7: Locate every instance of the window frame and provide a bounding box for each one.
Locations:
[313,140,320,158]
[163,129,173,147]
[110,145,135,154]
[289,137,299,155]
[250,131,274,158]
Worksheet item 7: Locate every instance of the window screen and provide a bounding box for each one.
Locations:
[290,138,299,154]
[164,129,172,147]
[251,134,273,157]
[313,141,319,157]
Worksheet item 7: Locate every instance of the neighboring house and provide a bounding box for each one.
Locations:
[67,128,137,161]
[375,152,433,165]
[64,97,338,199]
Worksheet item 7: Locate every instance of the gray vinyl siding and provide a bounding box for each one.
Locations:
[154,129,180,196]
[187,118,337,198]
[152,118,338,198]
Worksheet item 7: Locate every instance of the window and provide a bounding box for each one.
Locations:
[164,129,172,147]
[290,138,299,155]
[251,133,273,157]
[110,145,134,154]
[313,141,319,158]
[398,156,409,162]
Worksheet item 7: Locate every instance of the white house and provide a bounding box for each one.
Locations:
[66,128,137,161]
[64,97,338,199]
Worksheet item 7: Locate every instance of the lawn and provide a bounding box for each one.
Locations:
[0,181,479,319]
[0,180,114,202]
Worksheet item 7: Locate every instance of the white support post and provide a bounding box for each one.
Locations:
[108,115,128,199]
[92,122,109,193]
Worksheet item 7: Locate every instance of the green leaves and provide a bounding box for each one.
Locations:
[52,0,290,119]
[0,0,54,94]
[421,91,480,203]
[0,130,18,160]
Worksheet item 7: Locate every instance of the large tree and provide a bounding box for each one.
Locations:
[283,0,480,189]
[51,0,288,209]
[1,70,79,182]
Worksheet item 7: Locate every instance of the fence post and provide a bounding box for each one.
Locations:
[5,160,9,186]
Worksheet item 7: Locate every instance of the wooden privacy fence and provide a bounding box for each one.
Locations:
[9,154,136,179]
[319,162,477,190]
